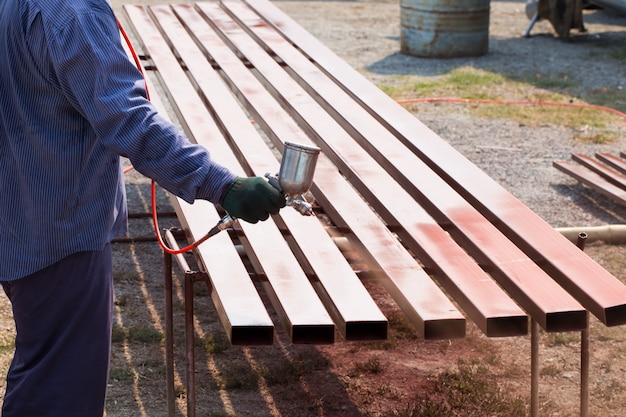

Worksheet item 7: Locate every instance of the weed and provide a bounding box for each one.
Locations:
[386,359,526,417]
[574,129,618,144]
[349,357,384,377]
[219,362,259,390]
[127,326,163,344]
[0,337,14,355]
[111,324,163,345]
[362,312,418,351]
[545,332,578,347]
[540,364,561,377]
[262,351,328,386]
[114,295,127,307]
[113,269,139,283]
[609,47,626,61]
[109,367,134,382]
[198,333,230,354]
[519,72,576,90]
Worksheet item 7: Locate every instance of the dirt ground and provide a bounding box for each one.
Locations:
[1,0,625,416]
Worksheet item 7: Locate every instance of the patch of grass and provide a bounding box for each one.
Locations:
[388,359,526,417]
[348,357,384,377]
[517,72,577,90]
[197,333,230,354]
[363,312,418,350]
[220,362,259,390]
[217,352,328,390]
[381,67,508,100]
[0,337,14,355]
[377,66,625,131]
[111,324,163,345]
[109,367,135,382]
[545,332,578,347]
[540,364,561,377]
[262,351,329,386]
[609,47,626,61]
[584,87,626,114]
[573,128,619,144]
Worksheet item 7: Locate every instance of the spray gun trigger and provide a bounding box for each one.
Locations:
[264,172,282,194]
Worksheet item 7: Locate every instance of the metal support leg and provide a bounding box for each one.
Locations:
[162,228,212,417]
[185,272,196,417]
[581,320,590,417]
[576,232,589,417]
[531,319,539,417]
[523,12,540,38]
[164,250,176,417]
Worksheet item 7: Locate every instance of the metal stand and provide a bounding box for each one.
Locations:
[163,228,209,417]
[523,11,540,37]
[577,232,589,417]
[531,320,539,417]
[531,231,590,417]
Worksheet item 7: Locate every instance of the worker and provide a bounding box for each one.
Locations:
[0,0,285,415]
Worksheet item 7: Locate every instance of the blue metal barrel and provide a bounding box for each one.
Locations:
[400,0,491,58]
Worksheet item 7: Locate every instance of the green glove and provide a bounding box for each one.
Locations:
[219,177,286,224]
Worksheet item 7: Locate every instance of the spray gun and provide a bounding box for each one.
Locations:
[206,142,321,238]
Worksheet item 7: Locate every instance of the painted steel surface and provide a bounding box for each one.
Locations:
[243,0,626,328]
[124,0,626,353]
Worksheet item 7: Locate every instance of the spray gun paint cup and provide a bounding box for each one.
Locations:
[278,142,321,197]
[208,142,322,238]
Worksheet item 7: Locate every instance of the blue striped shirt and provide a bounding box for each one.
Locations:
[0,0,236,280]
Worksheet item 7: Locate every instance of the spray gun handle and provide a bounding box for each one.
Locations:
[265,172,314,216]
[208,174,282,238]
[207,170,314,240]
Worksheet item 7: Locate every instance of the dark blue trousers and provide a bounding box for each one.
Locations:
[1,244,113,417]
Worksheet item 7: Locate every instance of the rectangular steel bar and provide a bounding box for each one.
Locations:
[156,3,387,341]
[124,5,334,344]
[242,0,626,328]
[553,160,626,206]
[596,152,626,176]
[571,153,626,190]
[206,1,587,333]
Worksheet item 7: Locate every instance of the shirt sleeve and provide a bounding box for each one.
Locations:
[46,8,236,204]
